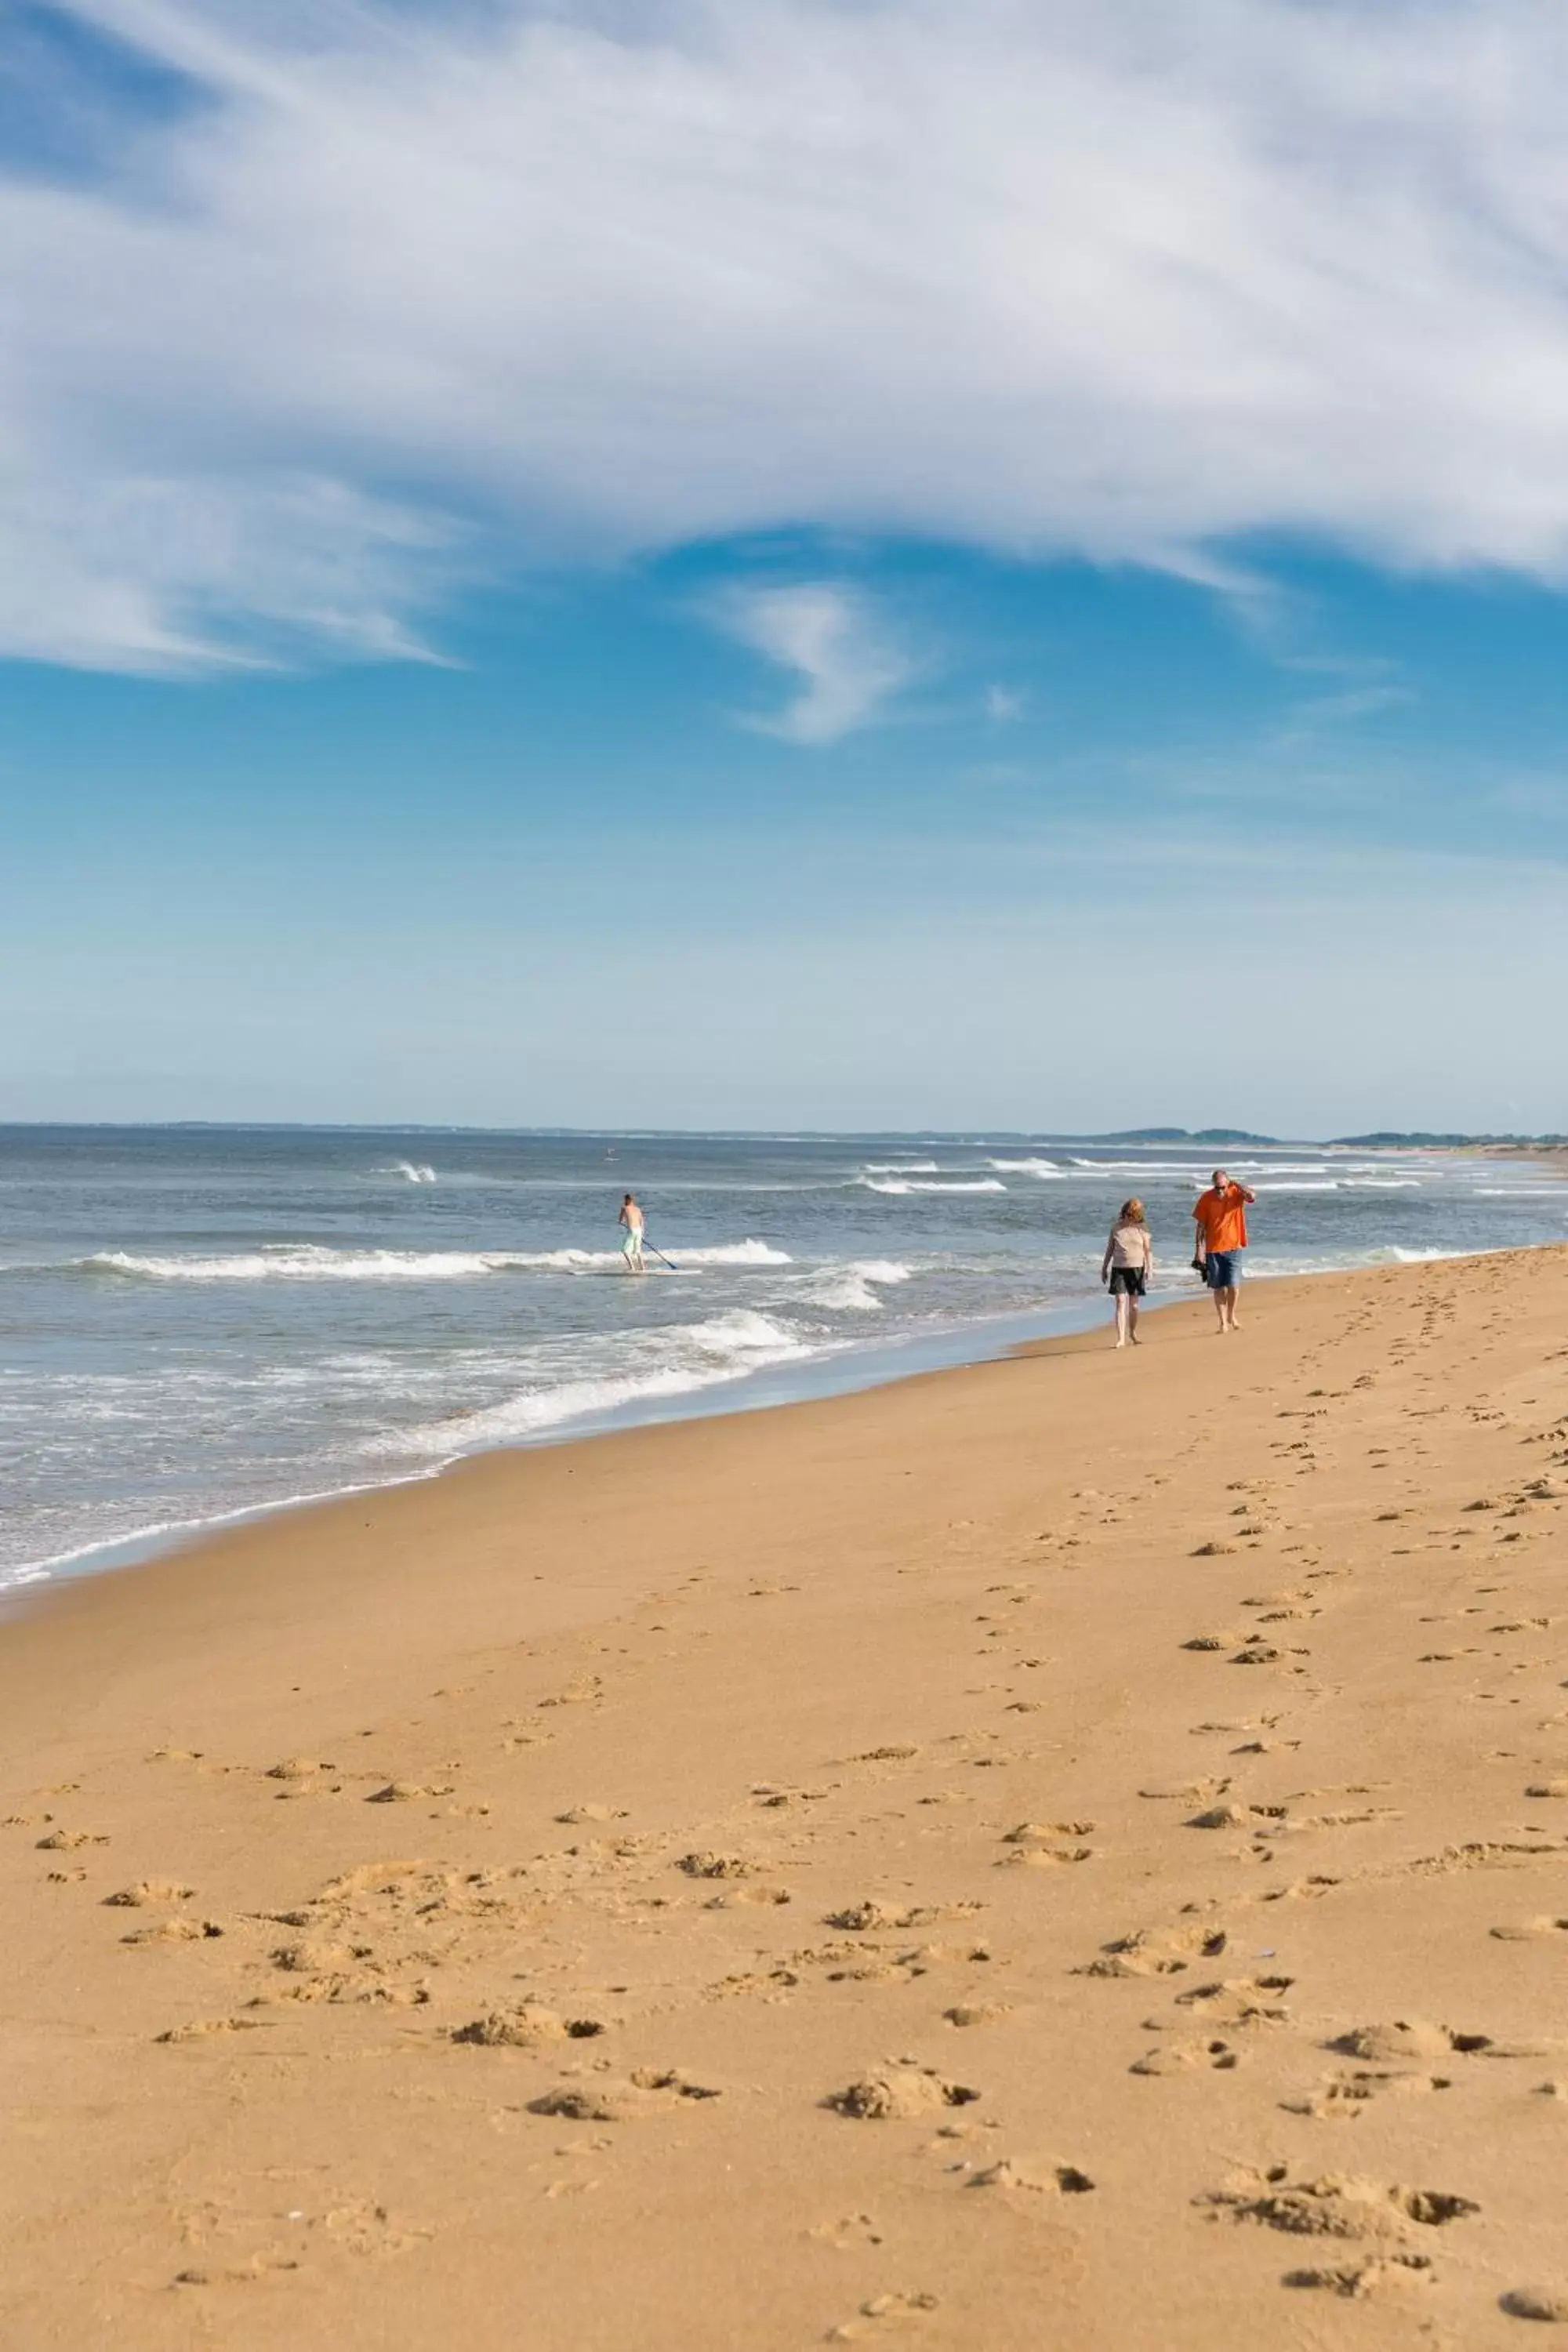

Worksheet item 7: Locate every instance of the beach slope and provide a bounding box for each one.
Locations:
[3,1250,1566,2350]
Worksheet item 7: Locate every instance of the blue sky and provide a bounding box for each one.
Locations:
[3,1,1567,1133]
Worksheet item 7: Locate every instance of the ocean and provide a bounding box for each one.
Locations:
[2,1125,1565,1592]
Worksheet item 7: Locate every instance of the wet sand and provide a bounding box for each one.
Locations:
[3,1249,1567,2350]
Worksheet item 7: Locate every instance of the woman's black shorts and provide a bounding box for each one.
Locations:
[1109,1266,1147,1297]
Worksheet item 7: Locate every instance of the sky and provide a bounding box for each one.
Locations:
[3,0,1568,1135]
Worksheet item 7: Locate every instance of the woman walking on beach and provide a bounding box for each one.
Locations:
[1101,1199,1153,1348]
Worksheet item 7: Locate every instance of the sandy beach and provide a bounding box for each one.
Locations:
[4,1247,1567,2350]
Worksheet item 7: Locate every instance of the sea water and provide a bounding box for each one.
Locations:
[2,1125,1564,1590]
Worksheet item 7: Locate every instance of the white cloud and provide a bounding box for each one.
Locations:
[12,1,1568,669]
[1289,684,1414,724]
[985,684,1025,724]
[713,582,913,742]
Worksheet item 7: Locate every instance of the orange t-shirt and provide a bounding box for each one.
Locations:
[1193,1185,1249,1254]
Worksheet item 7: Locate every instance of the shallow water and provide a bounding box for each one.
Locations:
[2,1126,1563,1588]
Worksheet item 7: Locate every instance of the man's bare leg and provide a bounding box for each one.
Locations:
[1212,1282,1228,1333]
[1221,1283,1240,1331]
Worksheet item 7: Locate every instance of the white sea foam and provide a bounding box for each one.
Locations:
[381,1309,813,1454]
[83,1239,792,1282]
[987,1157,1064,1177]
[862,1160,942,1174]
[802,1258,913,1311]
[381,1160,437,1183]
[2,1469,440,1591]
[860,1176,1006,1196]
[1073,1158,1341,1180]
[1069,1160,1212,1177]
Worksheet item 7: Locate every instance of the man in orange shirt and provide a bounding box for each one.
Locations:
[1192,1167,1257,1334]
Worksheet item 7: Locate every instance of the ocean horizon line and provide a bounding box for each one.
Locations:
[5,1118,1560,1145]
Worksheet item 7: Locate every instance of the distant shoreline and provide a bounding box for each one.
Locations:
[3,1119,1563,1148]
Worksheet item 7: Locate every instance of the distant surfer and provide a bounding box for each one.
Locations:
[619,1192,646,1274]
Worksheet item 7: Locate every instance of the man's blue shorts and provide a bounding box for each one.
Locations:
[1205,1250,1243,1289]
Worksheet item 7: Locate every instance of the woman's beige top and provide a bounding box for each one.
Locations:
[1105,1221,1153,1269]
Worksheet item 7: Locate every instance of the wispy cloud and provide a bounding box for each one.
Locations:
[11,2,1568,670]
[1287,683,1414,725]
[985,684,1026,724]
[713,583,913,744]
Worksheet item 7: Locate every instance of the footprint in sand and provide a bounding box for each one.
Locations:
[1081,1921,1229,1979]
[1329,2020,1504,2063]
[1283,2255,1436,2297]
[155,2016,270,2044]
[1139,1779,1229,1804]
[1187,1802,1284,1831]
[1282,2069,1453,2118]
[104,1879,194,1907]
[966,2158,1093,2194]
[1198,2166,1479,2242]
[264,1758,339,1795]
[826,1900,983,1933]
[1172,1973,1294,2021]
[826,2290,940,2342]
[675,1851,752,1879]
[449,2003,606,2048]
[1500,2288,1568,2322]
[173,2252,302,2288]
[121,1917,224,1945]
[826,2067,980,2120]
[528,2069,720,2122]
[808,2212,885,2249]
[995,1823,1094,1867]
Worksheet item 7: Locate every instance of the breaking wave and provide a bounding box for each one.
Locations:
[859,1177,1006,1196]
[800,1258,913,1311]
[78,1239,792,1283]
[380,1310,815,1453]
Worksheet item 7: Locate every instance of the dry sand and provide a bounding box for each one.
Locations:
[4,1250,1568,2350]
